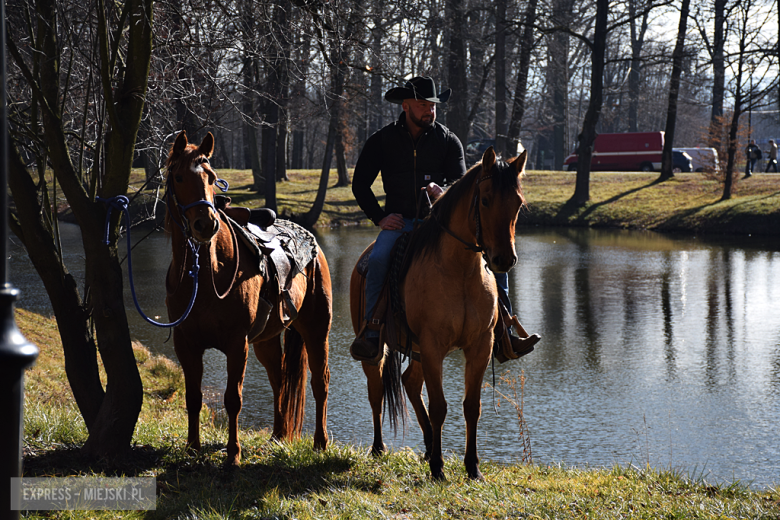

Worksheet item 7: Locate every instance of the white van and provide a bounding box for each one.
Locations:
[674,148,719,173]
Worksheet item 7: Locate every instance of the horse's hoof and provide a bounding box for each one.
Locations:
[314,433,328,451]
[468,469,485,481]
[225,455,240,467]
[370,444,386,457]
[431,470,447,482]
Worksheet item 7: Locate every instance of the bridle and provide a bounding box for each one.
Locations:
[429,164,498,261]
[165,165,229,242]
[165,165,240,300]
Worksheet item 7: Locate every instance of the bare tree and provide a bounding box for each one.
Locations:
[7,0,152,458]
[570,0,608,204]
[658,0,692,181]
[720,0,778,200]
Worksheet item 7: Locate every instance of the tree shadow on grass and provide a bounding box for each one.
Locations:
[22,441,361,518]
[151,443,361,518]
[555,179,663,222]
[22,443,172,477]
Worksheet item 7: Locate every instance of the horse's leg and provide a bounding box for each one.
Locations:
[252,336,285,440]
[419,341,448,480]
[362,362,385,456]
[296,258,331,451]
[174,329,204,455]
[224,339,249,466]
[295,321,330,450]
[402,361,433,460]
[462,342,492,480]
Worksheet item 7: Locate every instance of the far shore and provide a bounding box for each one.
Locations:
[132,168,780,236]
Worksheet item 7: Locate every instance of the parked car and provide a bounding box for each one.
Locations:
[674,147,719,173]
[672,150,693,172]
[464,138,523,165]
[465,139,495,165]
[564,132,664,172]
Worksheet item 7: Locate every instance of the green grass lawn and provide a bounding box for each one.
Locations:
[17,308,780,519]
[128,168,780,235]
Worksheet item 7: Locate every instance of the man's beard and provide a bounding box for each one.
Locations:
[409,112,434,129]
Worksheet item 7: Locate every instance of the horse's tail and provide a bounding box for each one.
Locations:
[382,351,407,434]
[280,327,308,439]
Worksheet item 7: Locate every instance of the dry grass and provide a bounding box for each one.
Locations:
[123,168,780,235]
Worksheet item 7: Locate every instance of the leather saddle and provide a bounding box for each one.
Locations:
[215,195,317,323]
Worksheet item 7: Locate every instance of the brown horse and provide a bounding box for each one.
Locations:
[350,146,528,480]
[165,131,331,466]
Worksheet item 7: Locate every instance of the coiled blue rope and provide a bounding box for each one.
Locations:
[97,195,200,327]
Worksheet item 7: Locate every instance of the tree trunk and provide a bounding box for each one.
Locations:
[9,0,151,459]
[274,0,291,182]
[627,0,649,133]
[658,0,690,181]
[549,0,571,170]
[368,0,384,137]
[570,0,608,205]
[335,121,350,187]
[711,0,726,122]
[507,0,537,148]
[495,0,509,156]
[8,140,104,430]
[446,0,470,145]
[243,61,263,188]
[300,110,337,228]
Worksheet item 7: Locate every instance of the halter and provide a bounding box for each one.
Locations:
[166,172,229,242]
[165,171,240,300]
[430,165,496,262]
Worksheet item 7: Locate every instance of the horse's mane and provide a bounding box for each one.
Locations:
[404,157,523,266]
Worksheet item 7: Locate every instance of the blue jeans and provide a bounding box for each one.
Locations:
[364,219,417,336]
[363,218,513,336]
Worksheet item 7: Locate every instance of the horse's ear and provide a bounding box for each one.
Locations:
[172,131,188,156]
[510,150,528,175]
[481,146,496,177]
[198,133,215,158]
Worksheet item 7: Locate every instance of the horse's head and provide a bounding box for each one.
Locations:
[475,146,528,274]
[165,131,226,244]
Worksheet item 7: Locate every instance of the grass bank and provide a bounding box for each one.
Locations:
[18,309,780,519]
[173,169,780,235]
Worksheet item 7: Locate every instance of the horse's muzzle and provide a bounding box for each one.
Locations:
[488,253,517,274]
[190,213,220,244]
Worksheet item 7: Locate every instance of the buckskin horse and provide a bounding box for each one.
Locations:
[350,147,528,480]
[165,131,331,466]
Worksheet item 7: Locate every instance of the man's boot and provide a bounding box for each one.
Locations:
[350,334,384,365]
[494,308,540,363]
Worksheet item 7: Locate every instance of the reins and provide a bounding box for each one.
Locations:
[210,208,240,300]
[427,166,496,260]
[97,195,201,328]
[97,173,234,328]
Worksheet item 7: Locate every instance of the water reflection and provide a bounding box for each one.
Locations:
[8,224,780,489]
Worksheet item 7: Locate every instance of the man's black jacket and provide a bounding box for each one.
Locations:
[352,112,466,225]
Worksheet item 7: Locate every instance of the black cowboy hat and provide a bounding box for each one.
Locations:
[384,76,452,105]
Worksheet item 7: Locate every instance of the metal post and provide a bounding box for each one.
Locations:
[0,1,39,517]
[748,59,754,140]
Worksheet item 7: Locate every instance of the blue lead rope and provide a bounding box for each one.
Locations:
[97,195,201,328]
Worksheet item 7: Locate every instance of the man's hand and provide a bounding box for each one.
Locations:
[425,182,444,200]
[379,213,405,231]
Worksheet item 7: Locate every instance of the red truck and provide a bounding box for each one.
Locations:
[564,132,664,172]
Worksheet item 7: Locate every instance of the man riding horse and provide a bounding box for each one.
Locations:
[350,76,540,364]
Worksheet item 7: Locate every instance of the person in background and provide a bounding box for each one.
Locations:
[745,139,762,178]
[765,139,778,173]
[349,76,540,365]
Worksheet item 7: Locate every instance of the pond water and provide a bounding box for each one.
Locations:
[8,223,780,489]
